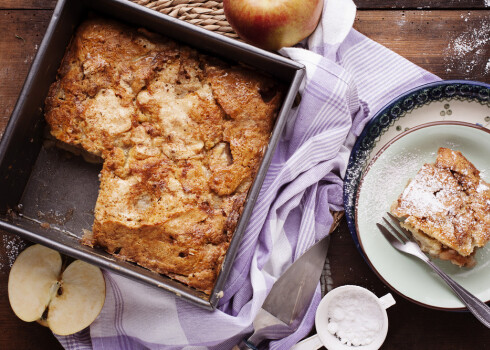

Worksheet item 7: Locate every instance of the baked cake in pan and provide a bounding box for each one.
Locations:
[391,147,490,267]
[44,17,283,294]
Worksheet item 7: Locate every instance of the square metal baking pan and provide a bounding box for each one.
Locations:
[0,0,304,310]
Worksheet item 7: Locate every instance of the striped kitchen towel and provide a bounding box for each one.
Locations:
[57,0,439,349]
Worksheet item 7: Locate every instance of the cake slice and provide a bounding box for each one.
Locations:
[391,147,490,267]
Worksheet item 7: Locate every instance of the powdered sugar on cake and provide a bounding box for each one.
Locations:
[397,164,457,217]
[391,147,490,267]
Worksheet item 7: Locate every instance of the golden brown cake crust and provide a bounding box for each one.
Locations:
[391,147,490,267]
[44,17,283,294]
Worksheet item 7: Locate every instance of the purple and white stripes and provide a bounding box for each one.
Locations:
[56,1,439,349]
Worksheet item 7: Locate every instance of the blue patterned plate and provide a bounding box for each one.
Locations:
[344,80,490,254]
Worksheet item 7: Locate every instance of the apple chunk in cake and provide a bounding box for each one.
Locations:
[391,147,490,267]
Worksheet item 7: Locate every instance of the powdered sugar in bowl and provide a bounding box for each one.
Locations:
[292,285,395,350]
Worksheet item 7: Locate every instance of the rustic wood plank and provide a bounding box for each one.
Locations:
[354,10,490,82]
[0,0,57,10]
[0,10,53,137]
[355,0,489,9]
[0,0,488,11]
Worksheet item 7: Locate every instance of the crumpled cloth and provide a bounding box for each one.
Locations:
[57,0,439,349]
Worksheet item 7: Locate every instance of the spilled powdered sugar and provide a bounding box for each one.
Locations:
[0,234,27,273]
[444,14,490,75]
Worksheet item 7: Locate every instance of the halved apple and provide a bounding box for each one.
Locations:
[8,244,105,335]
[47,260,106,335]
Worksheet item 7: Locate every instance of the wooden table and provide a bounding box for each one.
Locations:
[1,1,489,349]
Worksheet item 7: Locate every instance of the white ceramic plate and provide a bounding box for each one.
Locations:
[355,122,490,310]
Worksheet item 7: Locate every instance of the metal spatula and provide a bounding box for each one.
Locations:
[234,235,330,349]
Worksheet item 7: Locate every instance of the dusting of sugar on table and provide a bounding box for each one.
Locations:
[0,234,26,273]
[443,15,489,75]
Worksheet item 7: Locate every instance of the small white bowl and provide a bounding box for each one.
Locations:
[292,285,395,350]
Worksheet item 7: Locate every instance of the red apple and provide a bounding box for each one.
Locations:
[223,0,324,51]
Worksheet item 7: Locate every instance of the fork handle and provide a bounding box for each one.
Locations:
[426,260,490,328]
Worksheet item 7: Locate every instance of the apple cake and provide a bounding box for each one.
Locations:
[391,147,490,267]
[44,17,283,294]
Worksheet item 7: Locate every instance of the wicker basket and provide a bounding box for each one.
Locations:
[132,0,238,37]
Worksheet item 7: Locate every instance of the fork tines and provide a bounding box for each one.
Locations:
[382,213,410,243]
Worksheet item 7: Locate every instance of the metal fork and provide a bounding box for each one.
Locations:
[377,212,490,329]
